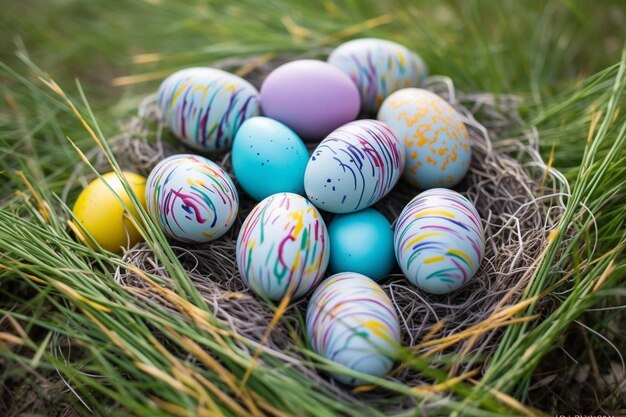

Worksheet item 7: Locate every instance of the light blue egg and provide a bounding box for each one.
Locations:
[328,208,395,281]
[232,117,309,201]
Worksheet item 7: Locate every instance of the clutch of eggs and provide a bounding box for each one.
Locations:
[304,119,405,213]
[306,272,401,385]
[328,38,427,114]
[158,67,260,152]
[378,88,471,189]
[236,192,330,301]
[394,188,484,294]
[146,154,239,243]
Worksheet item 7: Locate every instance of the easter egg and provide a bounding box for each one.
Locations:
[394,188,484,294]
[72,171,146,253]
[306,272,401,385]
[328,38,427,114]
[145,154,238,243]
[236,192,329,300]
[260,60,360,141]
[157,67,260,152]
[231,117,309,201]
[378,88,471,189]
[328,209,395,281]
[304,119,405,213]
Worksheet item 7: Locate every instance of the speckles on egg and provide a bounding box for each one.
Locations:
[378,88,471,189]
[304,119,405,213]
[232,117,309,201]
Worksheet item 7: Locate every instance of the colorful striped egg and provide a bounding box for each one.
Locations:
[304,120,405,214]
[236,193,330,301]
[394,189,484,294]
[157,67,260,152]
[306,272,401,386]
[328,38,427,114]
[378,88,471,189]
[146,154,238,243]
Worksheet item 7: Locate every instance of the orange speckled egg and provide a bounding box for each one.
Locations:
[378,88,471,189]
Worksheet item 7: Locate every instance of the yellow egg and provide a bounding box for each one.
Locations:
[72,171,146,253]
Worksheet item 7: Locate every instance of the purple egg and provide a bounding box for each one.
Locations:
[260,60,361,141]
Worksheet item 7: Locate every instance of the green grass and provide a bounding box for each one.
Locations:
[1,1,626,416]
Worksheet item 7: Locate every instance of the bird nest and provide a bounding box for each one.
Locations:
[65,57,568,411]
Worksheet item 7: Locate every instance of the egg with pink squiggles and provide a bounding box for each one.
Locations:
[146,154,239,243]
[236,193,330,301]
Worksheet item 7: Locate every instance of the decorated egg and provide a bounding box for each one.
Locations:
[236,192,329,300]
[72,171,146,253]
[328,38,427,114]
[394,188,484,294]
[157,67,260,152]
[231,117,309,201]
[328,209,395,281]
[378,88,471,189]
[304,119,405,213]
[145,154,238,243]
[306,272,401,385]
[259,60,360,141]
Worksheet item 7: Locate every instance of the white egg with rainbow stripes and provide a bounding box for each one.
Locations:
[306,272,401,385]
[393,188,484,294]
[236,192,330,301]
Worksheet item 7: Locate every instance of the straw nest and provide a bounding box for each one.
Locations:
[65,56,568,411]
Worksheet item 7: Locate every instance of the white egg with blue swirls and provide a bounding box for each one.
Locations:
[304,119,405,214]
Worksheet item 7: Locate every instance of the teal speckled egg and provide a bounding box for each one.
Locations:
[232,117,309,201]
[328,209,395,281]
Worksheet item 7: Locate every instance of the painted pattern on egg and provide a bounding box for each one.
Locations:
[304,120,405,214]
[146,154,239,243]
[236,193,329,301]
[394,188,484,294]
[378,88,471,189]
[306,272,401,385]
[328,38,427,114]
[157,67,260,152]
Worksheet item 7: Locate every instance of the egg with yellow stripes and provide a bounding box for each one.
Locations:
[236,193,330,301]
[394,189,484,294]
[306,272,401,385]
[157,67,260,152]
[146,154,238,243]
